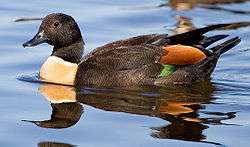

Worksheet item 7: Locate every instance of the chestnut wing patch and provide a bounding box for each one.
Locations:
[160,45,207,65]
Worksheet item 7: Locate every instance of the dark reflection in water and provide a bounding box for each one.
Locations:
[23,82,236,145]
[23,102,82,129]
[161,0,250,14]
[38,142,75,147]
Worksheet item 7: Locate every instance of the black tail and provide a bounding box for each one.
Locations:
[196,37,241,78]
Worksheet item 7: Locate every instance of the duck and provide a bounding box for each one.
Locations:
[23,13,240,87]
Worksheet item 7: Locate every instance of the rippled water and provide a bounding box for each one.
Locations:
[1,0,250,146]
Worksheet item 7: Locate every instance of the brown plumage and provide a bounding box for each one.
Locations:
[23,13,241,87]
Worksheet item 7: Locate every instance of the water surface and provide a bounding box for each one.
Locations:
[1,0,250,146]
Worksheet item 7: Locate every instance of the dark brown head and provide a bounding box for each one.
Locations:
[23,13,84,63]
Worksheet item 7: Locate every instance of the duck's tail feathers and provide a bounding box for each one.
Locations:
[196,37,241,78]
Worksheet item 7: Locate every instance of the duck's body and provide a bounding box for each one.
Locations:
[23,13,240,87]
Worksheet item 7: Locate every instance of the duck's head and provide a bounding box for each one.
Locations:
[23,13,84,63]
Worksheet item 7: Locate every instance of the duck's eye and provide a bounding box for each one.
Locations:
[54,22,60,28]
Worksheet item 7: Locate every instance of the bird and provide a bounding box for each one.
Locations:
[23,13,240,87]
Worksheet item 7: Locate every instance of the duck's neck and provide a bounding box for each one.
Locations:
[39,40,84,86]
[52,40,84,64]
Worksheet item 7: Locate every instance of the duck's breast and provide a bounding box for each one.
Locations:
[39,56,78,86]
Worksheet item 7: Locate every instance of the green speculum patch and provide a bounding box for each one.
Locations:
[157,64,176,78]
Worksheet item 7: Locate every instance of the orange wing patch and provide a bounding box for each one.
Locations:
[160,44,206,65]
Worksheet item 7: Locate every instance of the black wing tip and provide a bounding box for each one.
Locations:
[211,36,241,55]
[200,34,230,48]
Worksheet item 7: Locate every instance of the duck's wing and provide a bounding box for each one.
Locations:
[90,34,168,55]
[76,45,165,86]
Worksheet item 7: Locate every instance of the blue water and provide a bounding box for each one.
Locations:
[1,0,250,146]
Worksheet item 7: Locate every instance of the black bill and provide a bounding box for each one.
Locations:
[23,30,48,47]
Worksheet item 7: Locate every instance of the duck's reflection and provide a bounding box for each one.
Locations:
[161,0,250,14]
[24,85,83,129]
[151,108,236,145]
[24,82,236,145]
[24,102,82,129]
